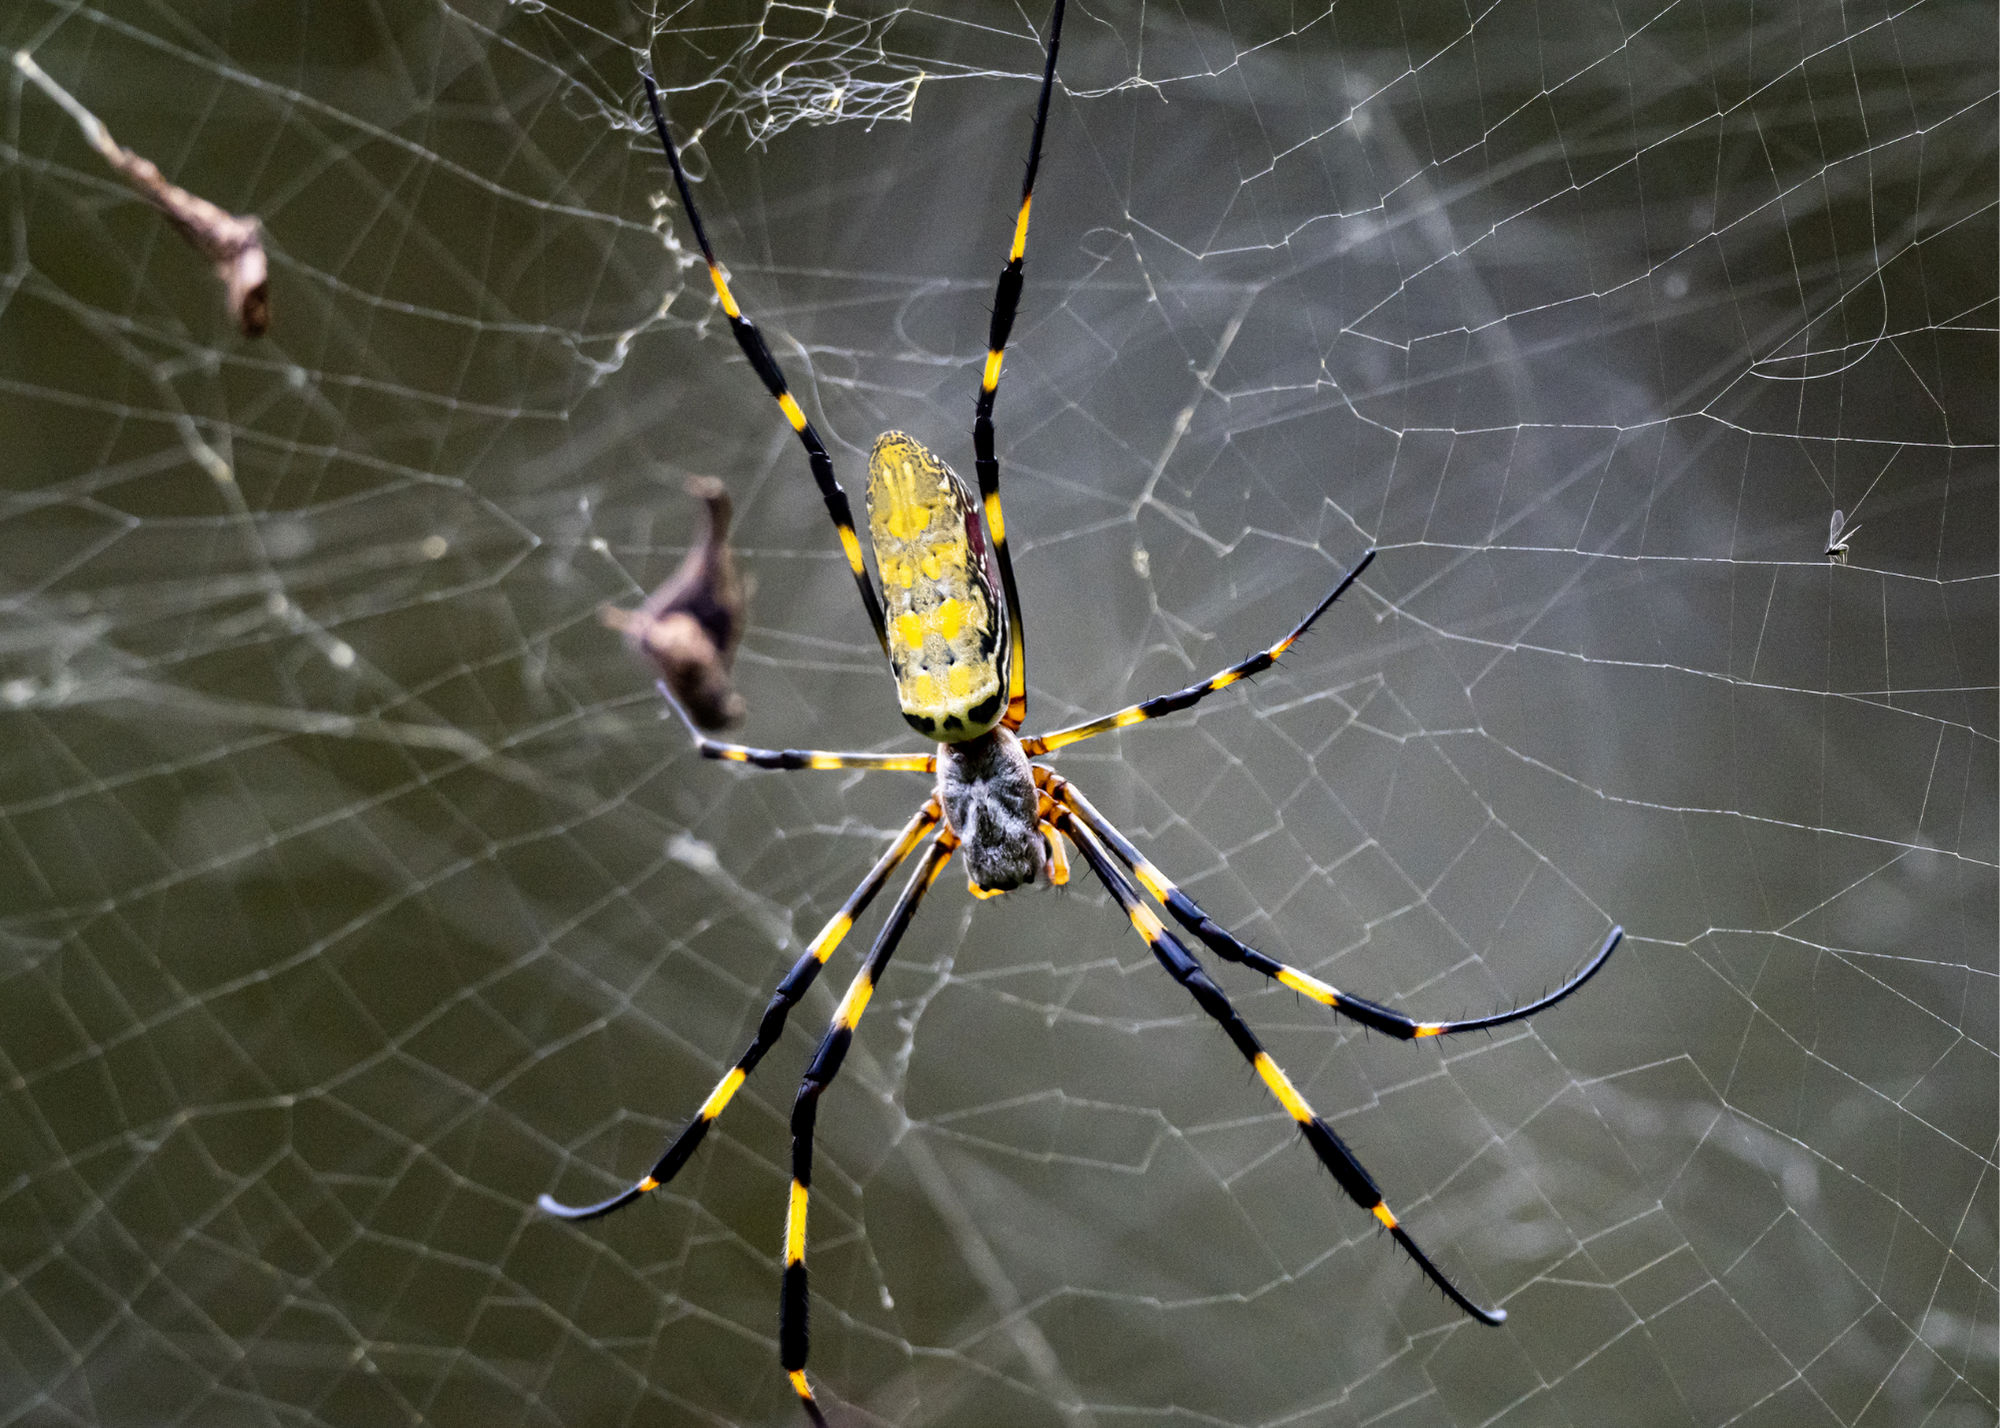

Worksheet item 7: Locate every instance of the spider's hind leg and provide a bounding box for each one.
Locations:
[1054,804,1510,1327]
[537,800,941,1222]
[1051,774,1621,1040]
[781,829,958,1422]
[1024,548,1377,757]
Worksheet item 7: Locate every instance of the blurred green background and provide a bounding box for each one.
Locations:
[1,1,1992,1424]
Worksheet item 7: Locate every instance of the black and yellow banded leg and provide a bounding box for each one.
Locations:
[538,801,943,1224]
[971,0,1066,733]
[1050,774,1623,1039]
[782,831,959,1424]
[1055,808,1509,1327]
[1034,787,1072,886]
[640,74,888,658]
[654,680,938,772]
[697,737,937,775]
[1023,547,1378,757]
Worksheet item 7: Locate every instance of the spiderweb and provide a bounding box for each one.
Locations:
[1,0,1992,1424]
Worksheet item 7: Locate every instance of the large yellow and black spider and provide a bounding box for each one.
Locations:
[543,5,1622,1420]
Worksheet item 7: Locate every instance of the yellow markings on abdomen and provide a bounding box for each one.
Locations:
[895,598,966,651]
[885,491,931,542]
[866,432,1006,742]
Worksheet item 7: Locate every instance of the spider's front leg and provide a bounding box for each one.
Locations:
[656,680,937,773]
[1023,547,1376,756]
[970,0,1068,733]
[640,74,888,656]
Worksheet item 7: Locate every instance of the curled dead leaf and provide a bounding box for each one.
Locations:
[602,476,747,730]
[15,51,269,337]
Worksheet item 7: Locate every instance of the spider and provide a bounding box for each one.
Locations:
[543,6,1623,1421]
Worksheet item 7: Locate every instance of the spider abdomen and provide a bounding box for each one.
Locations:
[866,431,1008,742]
[936,727,1044,894]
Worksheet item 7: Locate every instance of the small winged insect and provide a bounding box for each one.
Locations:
[1826,509,1858,564]
[14,50,269,337]
[600,475,748,730]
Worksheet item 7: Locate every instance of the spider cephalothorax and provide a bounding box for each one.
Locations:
[544,13,1622,1424]
[935,725,1051,894]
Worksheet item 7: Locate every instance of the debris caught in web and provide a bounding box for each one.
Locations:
[601,475,748,729]
[14,50,269,337]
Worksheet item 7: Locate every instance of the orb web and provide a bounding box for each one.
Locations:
[1,1,1992,1425]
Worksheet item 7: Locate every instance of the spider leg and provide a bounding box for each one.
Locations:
[538,800,942,1223]
[1035,786,1071,886]
[975,0,1068,734]
[657,680,937,773]
[1048,773,1622,1039]
[1054,806,1509,1327]
[782,829,959,1426]
[1023,548,1377,756]
[640,74,889,658]
[697,740,936,774]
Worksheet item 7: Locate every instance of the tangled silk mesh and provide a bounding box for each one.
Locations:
[0,1,1993,1425]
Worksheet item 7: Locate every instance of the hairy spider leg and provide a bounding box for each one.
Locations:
[695,739,937,775]
[640,73,888,658]
[783,830,959,1425]
[538,801,942,1223]
[1024,547,1378,756]
[1048,773,1623,1039]
[975,0,1068,733]
[1055,807,1509,1327]
[1034,785,1071,885]
[657,680,938,772]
